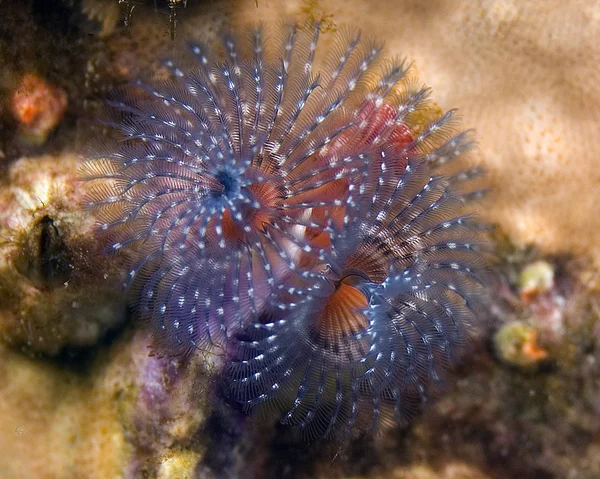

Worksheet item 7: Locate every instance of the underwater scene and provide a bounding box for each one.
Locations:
[0,1,599,478]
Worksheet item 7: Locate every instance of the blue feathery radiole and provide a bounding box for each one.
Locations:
[226,153,488,440]
[81,21,488,440]
[81,24,388,354]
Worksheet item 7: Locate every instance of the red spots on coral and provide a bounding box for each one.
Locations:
[10,74,68,145]
[521,329,549,362]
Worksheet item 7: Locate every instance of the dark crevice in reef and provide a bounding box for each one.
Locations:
[38,215,74,287]
[50,323,132,373]
[31,0,76,33]
[268,426,325,478]
[200,386,350,479]
[17,316,133,375]
[197,399,253,479]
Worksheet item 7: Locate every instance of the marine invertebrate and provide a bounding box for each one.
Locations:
[10,73,68,145]
[83,23,403,355]
[83,21,488,439]
[227,155,487,439]
[494,321,548,370]
[519,260,554,301]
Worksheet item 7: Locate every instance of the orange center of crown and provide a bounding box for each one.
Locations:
[316,280,369,339]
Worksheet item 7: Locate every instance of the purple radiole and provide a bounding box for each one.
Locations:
[82,22,488,440]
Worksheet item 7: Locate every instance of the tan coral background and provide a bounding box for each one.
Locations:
[231,0,600,268]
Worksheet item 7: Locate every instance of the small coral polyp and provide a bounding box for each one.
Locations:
[83,22,487,439]
[10,74,67,145]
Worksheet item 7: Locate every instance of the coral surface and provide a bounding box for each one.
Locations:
[0,1,599,478]
[0,155,126,354]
